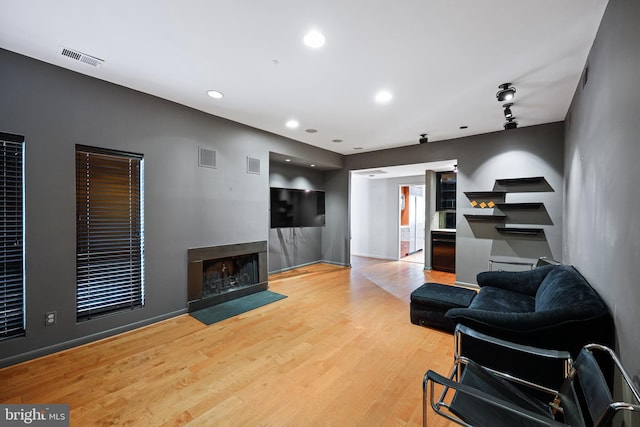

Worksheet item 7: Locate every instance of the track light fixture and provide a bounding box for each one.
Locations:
[503,103,513,119]
[419,133,429,144]
[496,83,516,102]
[504,117,518,130]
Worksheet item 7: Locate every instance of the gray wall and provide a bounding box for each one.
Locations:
[346,123,565,286]
[321,168,351,267]
[0,48,343,366]
[564,0,640,384]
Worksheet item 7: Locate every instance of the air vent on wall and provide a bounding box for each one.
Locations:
[198,147,217,168]
[59,47,104,68]
[247,157,261,175]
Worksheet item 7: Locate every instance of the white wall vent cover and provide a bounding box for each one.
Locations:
[198,147,217,168]
[354,169,387,176]
[59,47,104,68]
[247,157,261,174]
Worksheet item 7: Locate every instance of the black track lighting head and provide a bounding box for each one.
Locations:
[496,83,516,102]
[419,133,429,144]
[503,103,514,119]
[504,117,518,130]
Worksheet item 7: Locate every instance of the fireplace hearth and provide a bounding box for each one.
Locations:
[187,241,268,312]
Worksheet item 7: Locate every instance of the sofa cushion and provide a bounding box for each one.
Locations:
[476,265,557,296]
[535,266,607,314]
[469,287,535,313]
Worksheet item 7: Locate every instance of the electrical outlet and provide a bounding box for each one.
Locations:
[45,311,57,326]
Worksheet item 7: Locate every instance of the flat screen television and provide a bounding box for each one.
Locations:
[270,187,325,228]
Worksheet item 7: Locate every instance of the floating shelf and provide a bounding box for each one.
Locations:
[464,214,507,222]
[464,191,507,198]
[495,226,544,236]
[495,177,545,186]
[495,202,544,210]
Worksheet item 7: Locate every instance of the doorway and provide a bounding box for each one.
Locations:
[399,184,425,263]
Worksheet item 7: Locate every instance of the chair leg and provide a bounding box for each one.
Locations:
[424,363,459,427]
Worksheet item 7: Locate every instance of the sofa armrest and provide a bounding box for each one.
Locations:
[476,265,558,296]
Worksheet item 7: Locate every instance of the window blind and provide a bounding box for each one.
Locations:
[0,132,25,341]
[76,145,144,321]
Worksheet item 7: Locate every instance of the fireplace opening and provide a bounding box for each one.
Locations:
[187,241,268,312]
[202,253,259,298]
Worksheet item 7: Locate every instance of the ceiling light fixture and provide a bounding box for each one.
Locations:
[375,90,393,104]
[303,29,326,48]
[496,83,516,102]
[504,117,518,130]
[285,119,299,129]
[419,133,429,144]
[207,90,224,99]
[503,103,514,119]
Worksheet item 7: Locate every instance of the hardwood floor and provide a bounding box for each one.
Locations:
[0,257,457,426]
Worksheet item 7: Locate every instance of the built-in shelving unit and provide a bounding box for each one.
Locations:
[465,177,552,238]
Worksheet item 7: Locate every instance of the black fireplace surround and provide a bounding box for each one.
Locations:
[187,241,268,312]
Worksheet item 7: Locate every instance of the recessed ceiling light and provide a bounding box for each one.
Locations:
[332,139,343,143]
[305,129,318,133]
[303,29,326,48]
[460,125,468,129]
[285,119,299,129]
[310,164,316,167]
[207,90,224,99]
[374,90,392,104]
[353,147,363,150]
[285,159,291,162]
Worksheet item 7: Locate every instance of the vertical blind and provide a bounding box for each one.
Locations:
[0,133,25,341]
[76,145,144,321]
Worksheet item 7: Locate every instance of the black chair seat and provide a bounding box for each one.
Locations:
[450,361,555,427]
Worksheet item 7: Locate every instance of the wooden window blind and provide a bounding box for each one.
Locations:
[76,145,144,321]
[0,132,25,341]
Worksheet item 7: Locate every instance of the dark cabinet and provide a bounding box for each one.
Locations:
[432,231,455,273]
[436,172,456,211]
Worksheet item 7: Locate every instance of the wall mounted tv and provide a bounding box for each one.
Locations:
[270,187,325,228]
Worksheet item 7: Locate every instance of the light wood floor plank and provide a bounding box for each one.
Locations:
[1,257,458,426]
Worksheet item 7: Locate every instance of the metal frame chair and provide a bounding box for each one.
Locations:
[423,325,640,426]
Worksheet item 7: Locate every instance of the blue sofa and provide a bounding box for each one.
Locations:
[445,264,615,358]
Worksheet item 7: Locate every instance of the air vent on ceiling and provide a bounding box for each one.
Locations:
[59,47,104,68]
[198,147,217,168]
[247,157,261,175]
[354,169,388,176]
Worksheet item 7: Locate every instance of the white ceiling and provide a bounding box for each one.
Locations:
[1,1,608,156]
